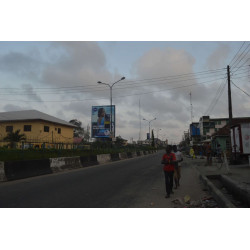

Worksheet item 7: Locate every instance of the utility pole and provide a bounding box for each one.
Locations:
[227,65,233,126]
[227,65,233,159]
[139,98,141,141]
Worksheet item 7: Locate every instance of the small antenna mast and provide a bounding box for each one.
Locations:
[139,98,141,141]
[190,92,193,123]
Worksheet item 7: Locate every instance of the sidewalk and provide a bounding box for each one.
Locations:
[190,156,250,207]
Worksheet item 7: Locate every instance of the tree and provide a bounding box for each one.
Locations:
[115,135,127,147]
[83,124,90,142]
[151,129,155,147]
[69,119,84,138]
[4,129,26,149]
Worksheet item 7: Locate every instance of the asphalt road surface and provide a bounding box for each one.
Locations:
[0,151,209,208]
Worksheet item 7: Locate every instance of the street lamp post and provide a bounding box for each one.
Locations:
[157,128,162,139]
[97,77,125,138]
[143,118,156,140]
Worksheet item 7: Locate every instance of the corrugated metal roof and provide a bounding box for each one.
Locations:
[0,110,75,127]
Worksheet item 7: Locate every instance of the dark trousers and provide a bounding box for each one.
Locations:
[164,171,174,195]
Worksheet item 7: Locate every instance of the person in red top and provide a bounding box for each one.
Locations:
[161,145,176,198]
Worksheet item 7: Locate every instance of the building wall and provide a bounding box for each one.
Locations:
[0,120,74,146]
[199,116,229,137]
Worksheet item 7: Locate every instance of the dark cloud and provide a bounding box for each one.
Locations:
[3,104,25,112]
[41,42,112,87]
[22,84,43,102]
[0,51,43,81]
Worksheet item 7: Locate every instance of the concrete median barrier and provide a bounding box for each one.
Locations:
[97,154,111,164]
[80,155,98,167]
[131,152,137,158]
[50,157,81,173]
[0,150,158,182]
[0,162,7,182]
[119,152,127,160]
[4,159,52,181]
[110,153,120,161]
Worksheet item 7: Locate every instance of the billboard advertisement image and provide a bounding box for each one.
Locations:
[91,105,115,138]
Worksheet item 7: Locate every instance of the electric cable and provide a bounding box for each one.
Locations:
[231,80,250,98]
[228,41,246,66]
[0,76,227,103]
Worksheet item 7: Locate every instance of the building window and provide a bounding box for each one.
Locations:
[6,126,13,133]
[44,126,49,132]
[24,125,32,132]
[58,128,61,134]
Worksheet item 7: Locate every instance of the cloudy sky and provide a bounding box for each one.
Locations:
[0,41,249,143]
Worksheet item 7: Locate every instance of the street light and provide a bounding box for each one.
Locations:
[157,128,162,139]
[97,77,125,138]
[143,117,156,140]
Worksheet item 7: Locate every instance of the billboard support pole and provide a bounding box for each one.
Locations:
[98,77,125,139]
[110,86,112,137]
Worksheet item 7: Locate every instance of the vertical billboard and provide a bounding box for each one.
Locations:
[91,105,115,138]
[241,123,250,154]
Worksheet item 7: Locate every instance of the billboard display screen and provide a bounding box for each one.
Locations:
[241,123,250,154]
[91,105,115,138]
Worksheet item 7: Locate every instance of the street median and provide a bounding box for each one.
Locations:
[0,150,158,182]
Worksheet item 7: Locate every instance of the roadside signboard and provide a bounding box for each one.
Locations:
[91,105,115,138]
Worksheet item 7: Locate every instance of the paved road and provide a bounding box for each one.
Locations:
[0,151,209,208]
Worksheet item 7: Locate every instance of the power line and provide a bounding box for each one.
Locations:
[231,80,250,98]
[231,43,250,69]
[0,70,228,96]
[204,78,227,115]
[232,59,250,74]
[231,68,250,77]
[0,67,226,92]
[0,76,227,103]
[228,41,246,66]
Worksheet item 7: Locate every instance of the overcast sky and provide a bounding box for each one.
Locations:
[0,41,249,143]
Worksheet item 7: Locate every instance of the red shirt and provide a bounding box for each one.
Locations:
[162,153,176,172]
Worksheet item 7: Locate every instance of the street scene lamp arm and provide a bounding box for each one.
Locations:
[111,76,126,87]
[97,81,111,87]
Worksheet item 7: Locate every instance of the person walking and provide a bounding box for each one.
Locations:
[190,147,195,159]
[173,145,183,189]
[205,142,212,165]
[161,145,176,198]
[216,143,222,163]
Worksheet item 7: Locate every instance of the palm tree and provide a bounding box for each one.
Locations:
[4,129,26,149]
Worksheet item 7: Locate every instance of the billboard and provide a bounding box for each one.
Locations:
[241,123,250,154]
[91,105,115,138]
[190,124,200,136]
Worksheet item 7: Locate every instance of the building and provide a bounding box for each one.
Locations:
[198,116,229,140]
[211,117,250,157]
[0,110,75,149]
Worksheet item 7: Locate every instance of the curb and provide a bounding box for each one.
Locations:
[220,174,250,207]
[195,167,236,208]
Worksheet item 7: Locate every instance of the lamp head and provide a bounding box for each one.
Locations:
[121,77,125,80]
